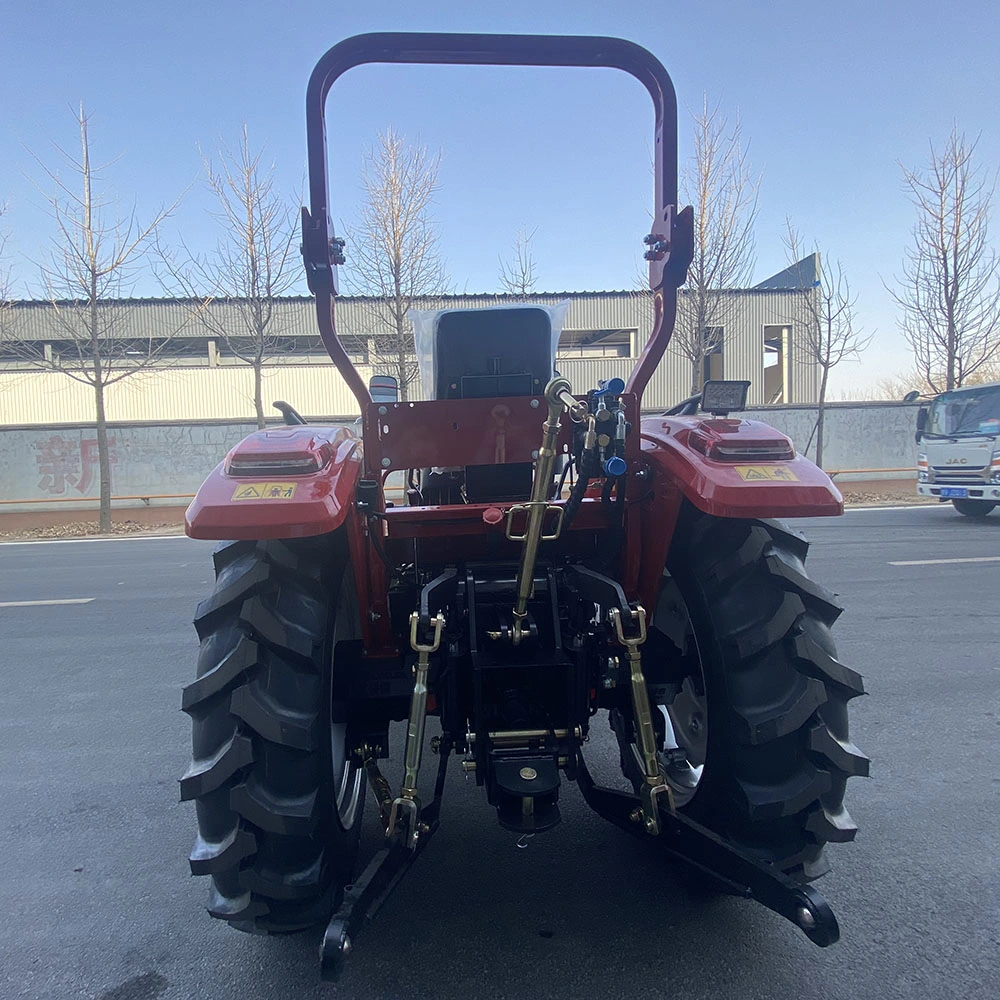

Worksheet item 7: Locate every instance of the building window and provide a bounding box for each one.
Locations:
[763,325,791,403]
[557,328,634,359]
[702,327,724,383]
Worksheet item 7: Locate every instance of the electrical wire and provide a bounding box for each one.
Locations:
[555,456,575,500]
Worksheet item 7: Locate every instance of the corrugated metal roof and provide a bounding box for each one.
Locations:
[753,254,822,290]
[9,290,641,306]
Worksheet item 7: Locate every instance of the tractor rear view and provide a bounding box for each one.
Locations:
[180,33,867,980]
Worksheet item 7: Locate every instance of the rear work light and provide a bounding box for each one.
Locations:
[226,428,335,477]
[686,418,795,462]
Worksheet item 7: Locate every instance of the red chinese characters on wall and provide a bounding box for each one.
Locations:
[33,435,118,496]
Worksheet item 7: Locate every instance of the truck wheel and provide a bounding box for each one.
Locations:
[952,498,996,517]
[180,533,365,933]
[612,508,868,880]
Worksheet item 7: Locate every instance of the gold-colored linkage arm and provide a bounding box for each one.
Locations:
[386,611,444,849]
[509,377,587,645]
[610,605,674,834]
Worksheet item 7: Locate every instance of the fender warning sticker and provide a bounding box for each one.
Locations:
[734,465,799,482]
[231,482,298,501]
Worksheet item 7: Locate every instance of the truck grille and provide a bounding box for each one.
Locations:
[931,466,988,485]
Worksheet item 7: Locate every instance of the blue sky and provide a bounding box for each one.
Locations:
[2,0,999,395]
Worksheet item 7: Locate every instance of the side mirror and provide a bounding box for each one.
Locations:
[915,405,928,443]
[369,374,399,405]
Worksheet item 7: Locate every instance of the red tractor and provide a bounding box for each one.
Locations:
[181,33,867,980]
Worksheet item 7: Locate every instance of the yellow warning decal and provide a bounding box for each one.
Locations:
[734,465,799,482]
[231,482,298,501]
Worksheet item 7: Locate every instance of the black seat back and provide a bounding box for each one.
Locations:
[433,307,553,401]
[430,307,555,503]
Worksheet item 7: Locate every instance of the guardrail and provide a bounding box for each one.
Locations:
[0,493,196,507]
[825,468,913,478]
[0,470,917,509]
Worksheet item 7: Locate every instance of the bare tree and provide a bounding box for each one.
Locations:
[0,204,13,340]
[877,356,1000,400]
[159,125,299,427]
[15,106,179,531]
[498,227,538,298]
[888,127,1000,392]
[345,127,448,400]
[872,370,936,400]
[675,97,760,393]
[783,223,872,468]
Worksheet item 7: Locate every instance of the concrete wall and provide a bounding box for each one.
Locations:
[0,401,919,510]
[0,419,354,510]
[741,401,920,478]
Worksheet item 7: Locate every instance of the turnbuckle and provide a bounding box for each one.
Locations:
[386,612,444,849]
[610,605,674,834]
[506,376,583,645]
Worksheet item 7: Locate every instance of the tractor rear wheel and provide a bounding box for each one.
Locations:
[180,532,365,933]
[952,498,995,517]
[613,508,868,880]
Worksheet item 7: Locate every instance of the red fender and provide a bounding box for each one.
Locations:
[640,415,843,519]
[185,426,363,540]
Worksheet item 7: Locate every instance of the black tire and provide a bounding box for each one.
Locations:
[952,498,995,518]
[180,533,365,933]
[613,508,868,880]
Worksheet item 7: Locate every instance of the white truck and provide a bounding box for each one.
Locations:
[916,380,1000,517]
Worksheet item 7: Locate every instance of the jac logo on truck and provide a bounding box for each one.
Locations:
[945,458,968,465]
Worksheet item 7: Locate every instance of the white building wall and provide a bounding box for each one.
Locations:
[2,289,821,425]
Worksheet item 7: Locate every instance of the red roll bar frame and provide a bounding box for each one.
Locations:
[302,32,693,411]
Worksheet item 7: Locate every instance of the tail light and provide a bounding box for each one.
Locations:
[226,428,336,477]
[686,418,795,462]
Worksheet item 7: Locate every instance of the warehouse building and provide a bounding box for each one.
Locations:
[0,256,822,425]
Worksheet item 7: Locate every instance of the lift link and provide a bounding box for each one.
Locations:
[386,612,444,849]
[573,751,840,948]
[359,743,393,829]
[610,605,675,833]
[508,377,588,645]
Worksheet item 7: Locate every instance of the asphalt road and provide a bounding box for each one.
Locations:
[1,504,998,1000]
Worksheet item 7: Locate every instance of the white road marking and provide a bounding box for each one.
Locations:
[0,534,190,546]
[889,556,1000,567]
[845,504,945,513]
[0,598,95,608]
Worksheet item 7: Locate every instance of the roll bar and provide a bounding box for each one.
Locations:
[302,32,693,410]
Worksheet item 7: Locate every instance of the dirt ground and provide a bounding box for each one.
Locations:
[833,477,933,507]
[0,505,188,542]
[0,480,930,543]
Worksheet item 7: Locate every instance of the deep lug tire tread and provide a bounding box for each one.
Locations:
[181,533,361,933]
[626,508,868,880]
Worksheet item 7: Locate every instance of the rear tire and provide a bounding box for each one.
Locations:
[952,498,995,517]
[180,533,365,933]
[613,508,868,880]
